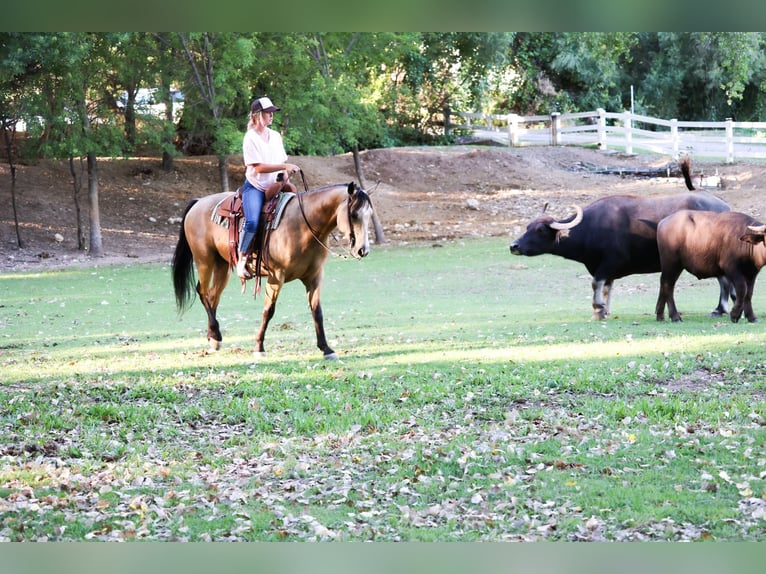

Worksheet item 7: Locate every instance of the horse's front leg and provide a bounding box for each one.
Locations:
[254,278,282,356]
[305,275,337,360]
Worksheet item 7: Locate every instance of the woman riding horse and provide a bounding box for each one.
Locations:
[237,96,300,280]
[172,181,374,360]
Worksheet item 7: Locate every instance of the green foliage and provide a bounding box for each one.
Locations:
[549,33,638,112]
[176,32,256,158]
[7,32,766,161]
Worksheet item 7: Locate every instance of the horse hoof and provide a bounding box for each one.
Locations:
[208,338,221,351]
[253,351,266,360]
[323,352,338,361]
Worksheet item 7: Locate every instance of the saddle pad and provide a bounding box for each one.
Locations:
[269,192,295,229]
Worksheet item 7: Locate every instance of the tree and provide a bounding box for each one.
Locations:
[0,32,31,248]
[619,33,766,121]
[177,32,255,192]
[547,33,639,112]
[13,33,125,257]
[387,33,514,141]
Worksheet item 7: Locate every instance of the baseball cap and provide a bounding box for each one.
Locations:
[251,96,280,113]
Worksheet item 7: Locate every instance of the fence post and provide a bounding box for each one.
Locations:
[597,108,606,150]
[623,111,633,155]
[508,114,520,147]
[485,114,492,130]
[725,118,734,164]
[443,104,451,138]
[671,119,679,158]
[550,112,561,145]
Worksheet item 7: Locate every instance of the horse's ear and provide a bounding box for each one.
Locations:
[347,182,355,196]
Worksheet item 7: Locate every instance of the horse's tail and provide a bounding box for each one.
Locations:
[172,199,198,314]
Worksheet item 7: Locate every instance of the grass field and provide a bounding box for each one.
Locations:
[1,237,765,541]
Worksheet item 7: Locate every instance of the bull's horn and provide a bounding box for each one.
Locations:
[549,205,583,230]
[747,224,766,233]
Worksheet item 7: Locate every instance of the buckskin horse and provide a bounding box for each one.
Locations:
[172,181,373,360]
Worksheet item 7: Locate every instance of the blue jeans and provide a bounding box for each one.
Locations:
[238,179,265,254]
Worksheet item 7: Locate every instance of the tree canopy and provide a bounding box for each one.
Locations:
[5,32,766,162]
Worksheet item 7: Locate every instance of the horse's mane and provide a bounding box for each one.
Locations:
[301,182,349,194]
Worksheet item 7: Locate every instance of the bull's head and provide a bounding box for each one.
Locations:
[742,224,766,246]
[510,204,583,255]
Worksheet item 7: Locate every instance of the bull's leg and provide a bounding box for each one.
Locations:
[728,277,749,323]
[304,274,337,360]
[591,278,610,320]
[710,276,732,317]
[657,268,683,322]
[745,278,759,323]
[254,278,283,355]
[602,280,613,317]
[655,277,668,321]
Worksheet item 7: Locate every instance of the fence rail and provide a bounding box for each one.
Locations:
[452,108,766,163]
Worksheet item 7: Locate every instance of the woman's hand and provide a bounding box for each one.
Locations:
[283,163,300,176]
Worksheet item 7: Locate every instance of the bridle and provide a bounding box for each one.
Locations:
[296,170,358,259]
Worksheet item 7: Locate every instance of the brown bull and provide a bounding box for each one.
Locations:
[655,210,766,323]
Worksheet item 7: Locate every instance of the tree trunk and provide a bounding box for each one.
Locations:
[124,86,137,148]
[87,151,104,257]
[69,156,86,250]
[2,125,23,248]
[161,79,175,173]
[352,144,385,243]
[218,155,230,193]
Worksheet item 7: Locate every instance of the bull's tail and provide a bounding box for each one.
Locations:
[679,156,695,190]
[172,199,199,314]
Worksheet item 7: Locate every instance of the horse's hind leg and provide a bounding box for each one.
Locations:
[197,259,231,350]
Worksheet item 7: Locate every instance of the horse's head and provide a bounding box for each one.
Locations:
[337,182,373,259]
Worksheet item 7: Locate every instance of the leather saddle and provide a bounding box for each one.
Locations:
[214,188,282,274]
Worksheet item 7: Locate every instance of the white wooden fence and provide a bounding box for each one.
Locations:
[453,108,766,163]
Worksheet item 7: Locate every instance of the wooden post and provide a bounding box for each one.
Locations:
[671,119,679,158]
[443,104,451,138]
[550,112,561,146]
[597,108,606,150]
[624,111,633,155]
[725,118,734,164]
[508,114,520,147]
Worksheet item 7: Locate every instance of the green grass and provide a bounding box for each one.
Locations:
[1,238,765,541]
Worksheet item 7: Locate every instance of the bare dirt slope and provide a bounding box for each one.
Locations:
[2,145,765,272]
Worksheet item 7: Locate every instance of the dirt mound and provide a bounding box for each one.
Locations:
[1,145,764,271]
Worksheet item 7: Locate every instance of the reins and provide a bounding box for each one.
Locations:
[295,170,354,259]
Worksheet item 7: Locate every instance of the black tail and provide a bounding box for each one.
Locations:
[172,199,198,313]
[680,156,695,190]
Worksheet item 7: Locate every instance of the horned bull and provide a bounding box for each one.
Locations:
[655,210,766,323]
[509,159,732,320]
